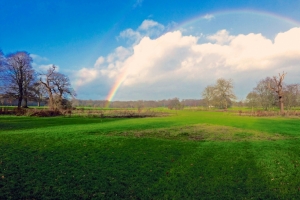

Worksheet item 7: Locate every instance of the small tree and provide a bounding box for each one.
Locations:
[168,98,184,110]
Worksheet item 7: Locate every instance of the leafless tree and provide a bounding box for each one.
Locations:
[202,85,215,109]
[51,71,76,99]
[0,94,5,106]
[40,65,76,110]
[2,52,34,108]
[168,97,184,110]
[213,78,236,109]
[0,50,6,92]
[245,91,260,112]
[39,65,56,109]
[253,77,276,110]
[283,84,300,110]
[30,82,47,107]
[268,72,286,113]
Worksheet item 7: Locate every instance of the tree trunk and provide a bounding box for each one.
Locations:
[22,88,28,108]
[279,96,284,113]
[17,83,23,109]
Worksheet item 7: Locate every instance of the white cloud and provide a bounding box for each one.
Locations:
[76,68,98,86]
[207,29,235,44]
[94,56,105,68]
[75,20,300,100]
[37,64,59,72]
[203,14,214,21]
[133,0,143,8]
[118,20,165,44]
[30,54,48,62]
[138,20,164,31]
[119,28,142,42]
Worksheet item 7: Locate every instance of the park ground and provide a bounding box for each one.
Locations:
[1,109,300,199]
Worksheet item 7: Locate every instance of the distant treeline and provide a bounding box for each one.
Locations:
[71,98,205,109]
[0,97,206,109]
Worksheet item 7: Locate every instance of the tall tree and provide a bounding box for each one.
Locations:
[2,52,34,108]
[39,65,56,109]
[0,50,5,92]
[268,72,286,113]
[40,65,76,109]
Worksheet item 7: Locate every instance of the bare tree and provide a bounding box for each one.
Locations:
[268,72,286,113]
[52,71,76,99]
[245,91,260,112]
[283,84,300,110]
[168,98,184,110]
[30,82,47,107]
[40,65,76,110]
[39,65,56,109]
[0,50,6,92]
[253,77,276,110]
[2,52,34,108]
[213,78,236,109]
[202,85,215,109]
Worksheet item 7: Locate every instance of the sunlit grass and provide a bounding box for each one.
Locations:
[1,110,300,199]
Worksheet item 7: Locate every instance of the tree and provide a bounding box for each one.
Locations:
[213,78,236,109]
[30,82,47,107]
[0,50,6,92]
[2,52,34,108]
[40,65,76,110]
[268,72,286,113]
[245,91,260,112]
[168,98,184,110]
[202,85,215,109]
[283,84,300,110]
[253,77,276,110]
[39,65,56,109]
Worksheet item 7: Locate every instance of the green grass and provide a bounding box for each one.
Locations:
[1,111,300,199]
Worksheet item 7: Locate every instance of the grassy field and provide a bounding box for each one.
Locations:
[1,110,300,199]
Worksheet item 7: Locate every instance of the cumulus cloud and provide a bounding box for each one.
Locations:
[76,68,98,87]
[207,29,235,44]
[75,20,300,100]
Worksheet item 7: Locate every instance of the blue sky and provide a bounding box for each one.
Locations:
[1,0,300,100]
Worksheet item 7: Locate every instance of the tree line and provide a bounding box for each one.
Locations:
[71,98,204,109]
[0,50,76,109]
[202,73,300,112]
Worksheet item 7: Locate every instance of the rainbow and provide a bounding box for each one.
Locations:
[105,69,128,107]
[173,9,300,31]
[104,9,300,105]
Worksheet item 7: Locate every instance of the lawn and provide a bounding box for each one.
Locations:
[1,110,300,199]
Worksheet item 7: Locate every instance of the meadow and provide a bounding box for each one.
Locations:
[1,109,300,199]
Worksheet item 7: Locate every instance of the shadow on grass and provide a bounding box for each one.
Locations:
[0,116,129,132]
[148,141,281,199]
[2,137,296,199]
